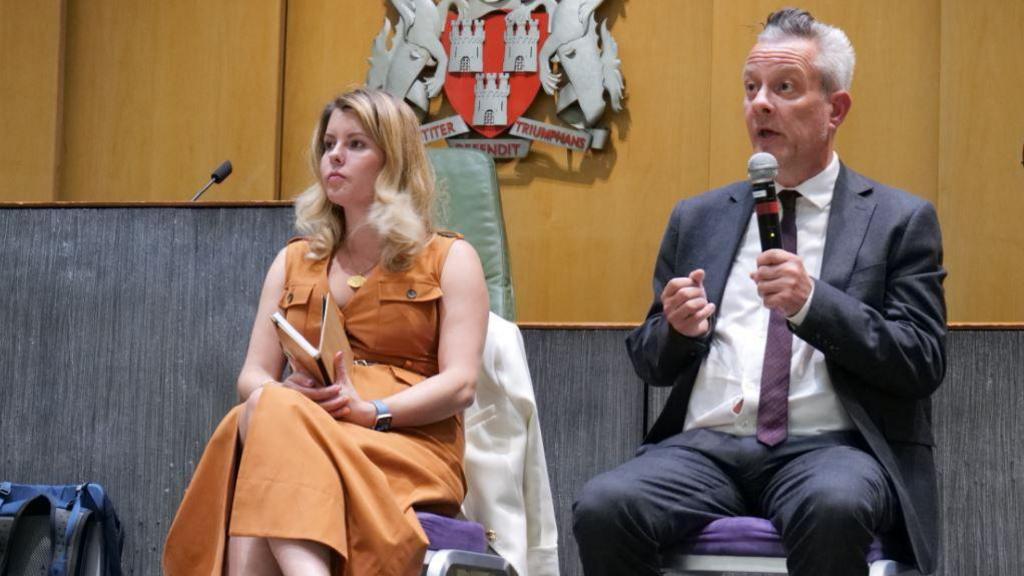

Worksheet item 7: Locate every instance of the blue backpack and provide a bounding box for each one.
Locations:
[0,482,123,576]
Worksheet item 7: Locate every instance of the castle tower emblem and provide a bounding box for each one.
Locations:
[473,73,510,126]
[503,16,540,73]
[448,19,485,73]
[369,3,625,158]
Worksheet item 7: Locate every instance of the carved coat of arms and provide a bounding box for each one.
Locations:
[367,0,625,158]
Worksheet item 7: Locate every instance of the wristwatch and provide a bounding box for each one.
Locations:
[372,400,393,432]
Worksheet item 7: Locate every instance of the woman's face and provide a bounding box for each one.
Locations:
[319,108,385,211]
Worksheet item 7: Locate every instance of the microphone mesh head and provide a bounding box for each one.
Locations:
[748,152,778,182]
[212,160,233,184]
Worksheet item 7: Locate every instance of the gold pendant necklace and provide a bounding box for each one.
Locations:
[340,246,376,290]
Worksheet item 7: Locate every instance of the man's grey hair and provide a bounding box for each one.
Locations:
[758,8,856,94]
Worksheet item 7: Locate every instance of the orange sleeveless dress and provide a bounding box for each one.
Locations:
[163,233,466,575]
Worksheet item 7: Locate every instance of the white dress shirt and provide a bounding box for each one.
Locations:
[684,153,854,436]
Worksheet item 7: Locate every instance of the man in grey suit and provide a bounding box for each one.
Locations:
[573,8,946,576]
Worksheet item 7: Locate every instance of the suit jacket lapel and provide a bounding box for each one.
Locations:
[702,185,754,306]
[686,166,872,304]
[820,163,876,291]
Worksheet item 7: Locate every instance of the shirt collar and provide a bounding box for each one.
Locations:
[776,152,839,210]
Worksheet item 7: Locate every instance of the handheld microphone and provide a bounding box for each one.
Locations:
[190,160,233,202]
[748,152,782,251]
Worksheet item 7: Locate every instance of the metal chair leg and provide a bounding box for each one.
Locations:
[868,559,923,576]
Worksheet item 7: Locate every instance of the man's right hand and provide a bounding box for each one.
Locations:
[661,269,716,338]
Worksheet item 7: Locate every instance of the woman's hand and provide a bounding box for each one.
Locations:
[277,358,374,426]
[323,352,376,427]
[278,369,350,416]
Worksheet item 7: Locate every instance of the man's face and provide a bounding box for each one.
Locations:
[743,38,845,185]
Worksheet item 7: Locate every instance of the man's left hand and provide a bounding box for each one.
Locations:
[751,249,812,317]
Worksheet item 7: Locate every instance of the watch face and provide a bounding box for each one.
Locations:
[373,400,393,431]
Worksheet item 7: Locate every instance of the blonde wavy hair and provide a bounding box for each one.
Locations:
[293,87,436,271]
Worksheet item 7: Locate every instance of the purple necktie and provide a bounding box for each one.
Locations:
[756,189,799,447]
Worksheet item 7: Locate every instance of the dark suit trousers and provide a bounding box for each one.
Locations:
[573,429,898,576]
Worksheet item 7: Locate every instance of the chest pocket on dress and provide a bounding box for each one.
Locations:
[377,280,443,356]
[278,283,316,336]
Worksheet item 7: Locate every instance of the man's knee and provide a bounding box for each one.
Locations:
[812,487,874,524]
[777,447,892,531]
[783,475,884,541]
[573,472,637,537]
[777,476,886,574]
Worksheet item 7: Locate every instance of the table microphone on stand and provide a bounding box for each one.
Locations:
[190,160,233,202]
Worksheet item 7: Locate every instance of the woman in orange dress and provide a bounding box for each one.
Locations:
[163,87,489,576]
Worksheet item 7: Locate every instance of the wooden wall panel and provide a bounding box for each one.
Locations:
[59,0,284,202]
[496,0,713,322]
[279,1,394,200]
[939,0,1024,322]
[707,0,939,204]
[0,0,64,201]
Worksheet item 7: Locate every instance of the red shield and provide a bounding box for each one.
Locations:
[441,10,549,139]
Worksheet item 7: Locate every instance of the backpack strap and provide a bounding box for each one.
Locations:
[1,495,51,575]
[90,485,123,576]
[51,484,97,576]
[1,482,21,572]
[52,507,94,576]
[0,516,13,573]
[51,499,72,575]
[0,483,31,573]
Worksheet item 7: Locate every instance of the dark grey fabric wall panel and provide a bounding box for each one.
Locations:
[0,206,294,574]
[521,328,643,576]
[933,330,1024,575]
[645,330,1024,575]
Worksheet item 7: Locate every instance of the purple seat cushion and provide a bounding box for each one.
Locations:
[681,516,886,563]
[416,512,489,553]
